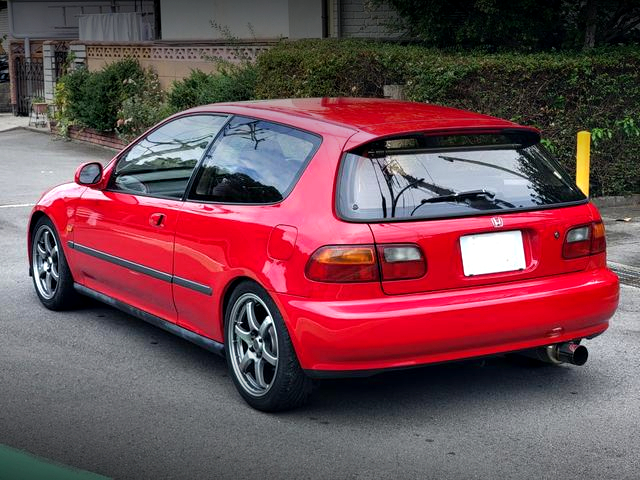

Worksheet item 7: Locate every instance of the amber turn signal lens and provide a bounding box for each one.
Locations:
[313,247,376,265]
[306,246,379,282]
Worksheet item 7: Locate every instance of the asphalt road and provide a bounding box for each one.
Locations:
[1,130,639,480]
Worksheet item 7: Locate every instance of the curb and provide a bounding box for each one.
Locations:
[0,125,51,135]
[591,194,640,208]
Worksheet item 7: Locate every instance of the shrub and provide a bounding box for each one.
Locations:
[116,68,171,142]
[255,40,640,196]
[167,63,257,111]
[55,58,158,133]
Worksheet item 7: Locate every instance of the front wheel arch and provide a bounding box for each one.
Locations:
[28,211,47,270]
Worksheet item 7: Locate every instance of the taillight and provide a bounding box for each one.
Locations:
[306,244,426,283]
[377,244,426,280]
[563,221,606,259]
[306,245,379,282]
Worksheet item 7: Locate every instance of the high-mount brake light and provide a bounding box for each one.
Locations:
[563,221,606,259]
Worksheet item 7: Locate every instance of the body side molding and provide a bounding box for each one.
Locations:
[68,241,213,296]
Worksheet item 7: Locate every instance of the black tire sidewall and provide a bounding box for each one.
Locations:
[224,280,309,411]
[31,217,76,310]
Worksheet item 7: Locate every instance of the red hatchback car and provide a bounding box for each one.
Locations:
[29,98,619,411]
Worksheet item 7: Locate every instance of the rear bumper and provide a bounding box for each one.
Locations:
[276,268,619,375]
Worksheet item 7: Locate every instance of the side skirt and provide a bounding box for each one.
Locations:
[74,283,225,357]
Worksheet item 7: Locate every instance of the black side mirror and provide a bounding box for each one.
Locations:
[75,162,103,186]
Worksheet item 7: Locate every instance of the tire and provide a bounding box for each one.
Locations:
[224,281,312,411]
[31,216,78,310]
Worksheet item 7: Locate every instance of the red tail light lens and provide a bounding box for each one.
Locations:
[563,221,606,259]
[377,244,426,280]
[306,244,427,283]
[306,245,379,282]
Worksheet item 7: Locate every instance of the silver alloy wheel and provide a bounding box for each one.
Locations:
[32,225,60,300]
[228,293,279,397]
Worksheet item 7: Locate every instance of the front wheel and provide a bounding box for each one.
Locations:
[224,281,312,411]
[31,216,78,310]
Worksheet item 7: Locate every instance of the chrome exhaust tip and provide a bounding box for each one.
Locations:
[517,342,588,366]
[557,342,588,366]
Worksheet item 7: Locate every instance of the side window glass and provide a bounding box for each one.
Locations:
[110,115,227,198]
[190,116,321,204]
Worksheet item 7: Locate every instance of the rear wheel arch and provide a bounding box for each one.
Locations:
[221,276,260,336]
[220,276,296,340]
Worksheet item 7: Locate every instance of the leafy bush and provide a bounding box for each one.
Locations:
[167,63,257,111]
[256,39,640,196]
[55,58,158,133]
[116,68,171,142]
[375,0,640,51]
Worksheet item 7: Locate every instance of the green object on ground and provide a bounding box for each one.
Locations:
[0,444,110,480]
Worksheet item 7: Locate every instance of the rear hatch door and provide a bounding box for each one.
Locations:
[369,205,593,295]
[336,130,592,295]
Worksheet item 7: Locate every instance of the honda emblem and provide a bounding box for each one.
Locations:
[491,217,503,228]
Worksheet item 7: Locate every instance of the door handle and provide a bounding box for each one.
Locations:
[149,213,165,227]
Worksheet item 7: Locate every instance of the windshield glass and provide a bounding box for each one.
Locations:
[337,134,586,221]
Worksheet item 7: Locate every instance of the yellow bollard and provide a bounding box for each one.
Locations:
[575,131,591,197]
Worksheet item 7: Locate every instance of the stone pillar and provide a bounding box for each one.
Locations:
[43,42,55,102]
[69,42,87,70]
[8,40,18,115]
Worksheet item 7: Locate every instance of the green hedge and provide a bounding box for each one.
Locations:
[255,40,640,196]
[167,65,257,112]
[56,58,151,133]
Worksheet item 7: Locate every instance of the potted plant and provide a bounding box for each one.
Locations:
[31,96,48,115]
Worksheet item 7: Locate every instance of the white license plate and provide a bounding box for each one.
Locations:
[460,230,526,276]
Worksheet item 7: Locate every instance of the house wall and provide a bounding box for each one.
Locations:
[288,0,323,39]
[0,6,9,52]
[160,0,290,40]
[159,0,399,41]
[333,0,400,38]
[7,0,153,39]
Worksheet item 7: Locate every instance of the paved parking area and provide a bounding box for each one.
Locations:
[0,129,639,480]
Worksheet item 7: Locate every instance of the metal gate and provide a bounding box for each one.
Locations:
[14,57,44,116]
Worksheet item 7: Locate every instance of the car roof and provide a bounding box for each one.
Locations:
[187,97,536,147]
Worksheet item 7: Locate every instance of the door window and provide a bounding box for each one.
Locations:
[110,114,227,199]
[189,116,321,204]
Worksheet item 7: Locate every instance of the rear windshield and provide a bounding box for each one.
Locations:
[337,133,586,221]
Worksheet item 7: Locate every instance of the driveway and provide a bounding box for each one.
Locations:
[1,129,638,480]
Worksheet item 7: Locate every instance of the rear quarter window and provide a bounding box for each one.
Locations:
[189,116,321,204]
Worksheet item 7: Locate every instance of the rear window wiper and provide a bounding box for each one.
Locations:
[421,189,495,204]
[410,189,514,216]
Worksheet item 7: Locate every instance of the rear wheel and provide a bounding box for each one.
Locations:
[225,281,312,411]
[31,217,78,310]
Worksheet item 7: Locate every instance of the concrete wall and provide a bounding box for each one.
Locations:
[160,0,290,40]
[80,41,274,90]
